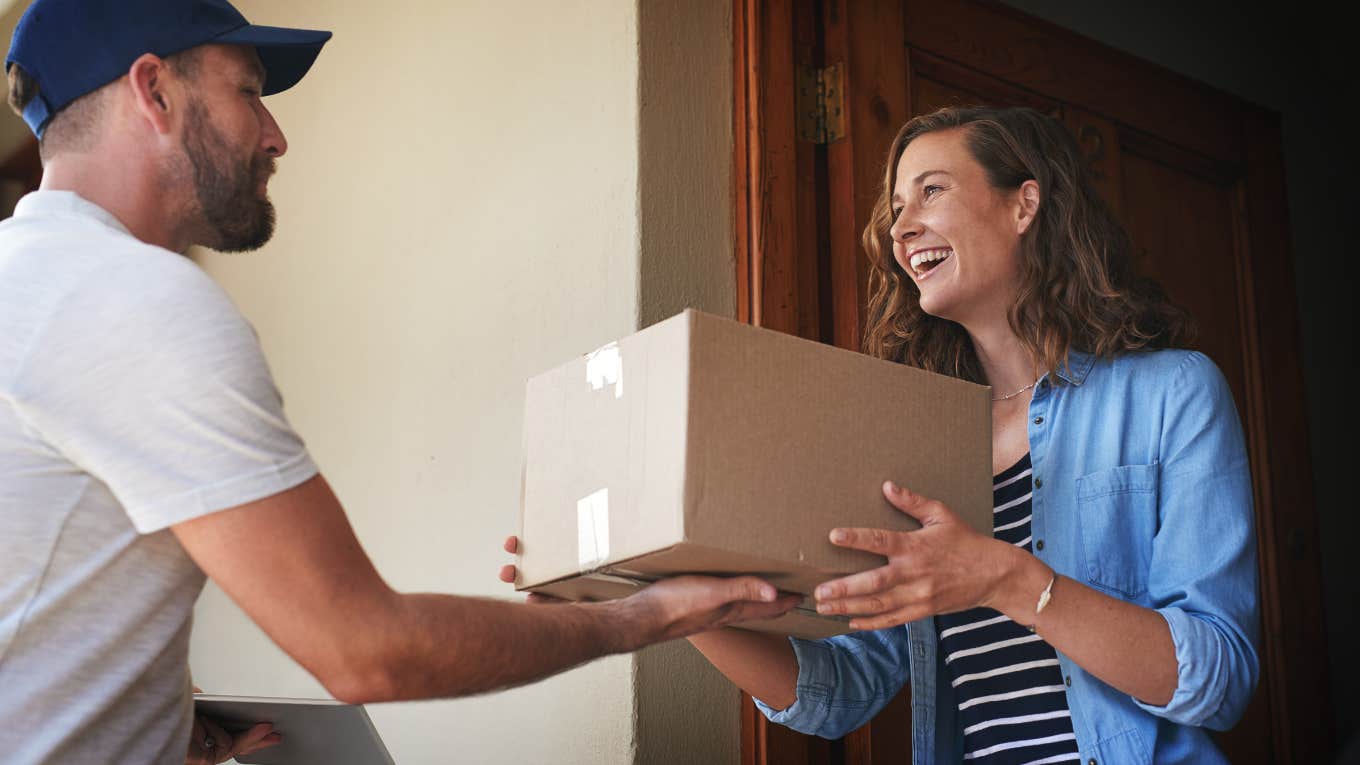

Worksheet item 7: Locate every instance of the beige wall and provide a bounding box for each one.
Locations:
[190,1,640,763]
[185,1,736,764]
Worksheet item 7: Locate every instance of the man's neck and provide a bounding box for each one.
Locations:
[39,154,191,253]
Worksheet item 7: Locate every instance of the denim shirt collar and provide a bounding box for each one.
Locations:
[1053,350,1096,386]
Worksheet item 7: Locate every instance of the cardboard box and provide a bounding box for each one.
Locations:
[517,309,991,638]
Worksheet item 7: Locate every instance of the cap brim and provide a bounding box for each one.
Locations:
[214,24,332,96]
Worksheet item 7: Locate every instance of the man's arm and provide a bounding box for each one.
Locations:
[173,474,798,704]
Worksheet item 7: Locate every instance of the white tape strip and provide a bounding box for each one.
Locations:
[585,342,624,399]
[577,488,611,570]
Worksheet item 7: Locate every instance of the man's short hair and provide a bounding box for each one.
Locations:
[6,49,202,161]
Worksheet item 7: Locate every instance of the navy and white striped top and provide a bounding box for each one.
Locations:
[935,454,1080,764]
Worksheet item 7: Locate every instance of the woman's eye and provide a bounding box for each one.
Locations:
[923,185,942,198]
[891,207,903,219]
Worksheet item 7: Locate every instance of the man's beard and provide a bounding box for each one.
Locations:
[181,98,276,252]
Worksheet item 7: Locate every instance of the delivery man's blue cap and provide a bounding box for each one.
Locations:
[6,0,332,138]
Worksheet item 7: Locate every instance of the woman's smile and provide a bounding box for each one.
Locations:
[906,246,954,281]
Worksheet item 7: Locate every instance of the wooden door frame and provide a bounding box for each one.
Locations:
[0,135,42,217]
[733,1,1334,763]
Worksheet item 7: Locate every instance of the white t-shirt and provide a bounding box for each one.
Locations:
[0,191,317,765]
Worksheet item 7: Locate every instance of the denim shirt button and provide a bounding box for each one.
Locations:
[1065,675,1072,687]
[1036,539,1045,551]
[1035,477,1043,489]
[1033,416,1044,425]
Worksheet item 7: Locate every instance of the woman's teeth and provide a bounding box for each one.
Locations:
[910,248,953,275]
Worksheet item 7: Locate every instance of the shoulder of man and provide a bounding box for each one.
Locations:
[12,237,261,399]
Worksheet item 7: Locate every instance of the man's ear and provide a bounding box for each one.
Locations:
[1016,179,1041,235]
[127,53,175,135]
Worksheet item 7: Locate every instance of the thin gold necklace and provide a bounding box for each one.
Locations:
[991,378,1040,402]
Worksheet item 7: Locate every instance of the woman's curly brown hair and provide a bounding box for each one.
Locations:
[861,106,1194,384]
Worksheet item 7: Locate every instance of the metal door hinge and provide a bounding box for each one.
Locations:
[796,62,846,144]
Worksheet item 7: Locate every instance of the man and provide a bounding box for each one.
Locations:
[0,1,798,763]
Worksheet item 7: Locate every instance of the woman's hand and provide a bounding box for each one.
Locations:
[186,715,279,765]
[814,481,1030,630]
[498,535,564,604]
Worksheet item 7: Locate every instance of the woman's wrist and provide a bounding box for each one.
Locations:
[985,543,1055,624]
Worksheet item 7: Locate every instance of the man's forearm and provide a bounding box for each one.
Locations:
[334,593,648,704]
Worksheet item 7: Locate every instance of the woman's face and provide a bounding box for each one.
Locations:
[888,128,1034,329]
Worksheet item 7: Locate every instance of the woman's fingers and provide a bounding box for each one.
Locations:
[882,481,949,525]
[815,565,897,601]
[817,583,936,618]
[828,526,900,555]
[502,535,519,554]
[849,604,927,631]
[498,563,517,583]
[816,576,932,617]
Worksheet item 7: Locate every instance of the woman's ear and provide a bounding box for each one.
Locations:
[127,53,174,135]
[1016,179,1041,235]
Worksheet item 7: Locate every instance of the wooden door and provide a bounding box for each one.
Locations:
[0,136,41,219]
[734,1,1333,763]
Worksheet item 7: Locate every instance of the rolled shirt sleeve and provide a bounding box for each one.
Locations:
[1134,351,1260,728]
[754,627,912,740]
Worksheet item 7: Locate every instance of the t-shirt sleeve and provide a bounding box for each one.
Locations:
[12,252,317,532]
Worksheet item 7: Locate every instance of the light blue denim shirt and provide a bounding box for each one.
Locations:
[756,349,1260,765]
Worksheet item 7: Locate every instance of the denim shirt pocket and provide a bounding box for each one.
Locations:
[1075,463,1159,598]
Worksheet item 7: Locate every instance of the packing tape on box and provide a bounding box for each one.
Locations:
[585,342,624,399]
[577,488,611,569]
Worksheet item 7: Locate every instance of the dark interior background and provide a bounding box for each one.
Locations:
[997,0,1355,752]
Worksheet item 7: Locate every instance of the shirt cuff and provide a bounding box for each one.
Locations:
[752,637,837,737]
[1132,606,1227,726]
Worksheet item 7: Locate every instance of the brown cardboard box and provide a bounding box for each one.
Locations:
[516,309,991,638]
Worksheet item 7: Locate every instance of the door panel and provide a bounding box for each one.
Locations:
[1062,107,1126,221]
[1120,153,1248,408]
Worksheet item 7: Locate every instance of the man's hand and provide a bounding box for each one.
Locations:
[186,716,279,765]
[499,535,802,648]
[616,575,803,647]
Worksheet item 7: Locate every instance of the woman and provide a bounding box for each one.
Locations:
[686,106,1259,764]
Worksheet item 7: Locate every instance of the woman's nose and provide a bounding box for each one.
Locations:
[889,210,918,243]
